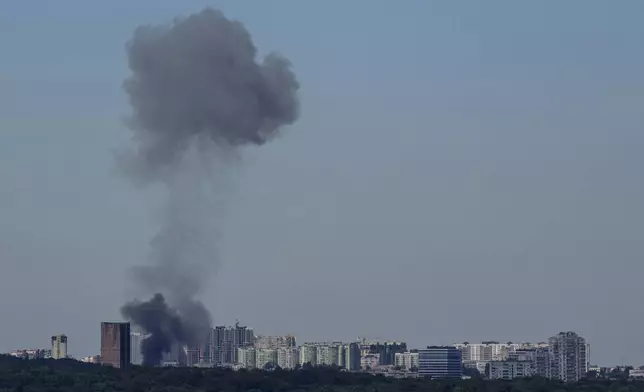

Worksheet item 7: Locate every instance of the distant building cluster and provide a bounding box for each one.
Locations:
[8,349,51,360]
[457,331,590,382]
[4,324,597,383]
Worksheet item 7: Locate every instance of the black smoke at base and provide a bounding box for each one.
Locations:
[118,8,300,366]
[121,294,184,366]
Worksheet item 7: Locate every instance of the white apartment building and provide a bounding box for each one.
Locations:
[487,360,536,380]
[548,332,588,382]
[394,352,419,370]
[316,345,340,366]
[277,347,299,369]
[456,341,550,362]
[130,332,145,365]
[299,345,317,366]
[255,348,278,369]
[51,335,68,359]
[237,347,256,369]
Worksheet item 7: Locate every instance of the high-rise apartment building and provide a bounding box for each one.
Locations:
[255,348,278,369]
[342,343,361,371]
[51,334,68,359]
[316,344,340,366]
[299,344,317,366]
[456,341,549,362]
[547,332,588,382]
[277,347,299,369]
[418,346,462,379]
[508,347,549,377]
[130,332,144,365]
[395,351,419,370]
[100,322,131,368]
[359,339,407,366]
[210,323,254,365]
[237,347,256,369]
[254,335,296,349]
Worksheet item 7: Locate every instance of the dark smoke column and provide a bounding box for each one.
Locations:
[119,8,300,366]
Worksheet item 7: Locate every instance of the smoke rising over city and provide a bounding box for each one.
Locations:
[118,8,300,366]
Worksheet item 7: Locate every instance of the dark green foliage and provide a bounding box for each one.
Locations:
[0,355,643,392]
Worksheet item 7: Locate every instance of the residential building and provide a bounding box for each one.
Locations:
[487,360,536,380]
[344,343,361,371]
[361,354,380,369]
[10,349,49,360]
[255,348,278,369]
[316,344,340,366]
[299,344,317,366]
[254,335,296,349]
[185,346,201,367]
[455,342,510,362]
[395,351,419,370]
[80,355,100,363]
[508,347,549,377]
[277,347,299,369]
[130,332,144,365]
[100,322,131,368]
[359,339,407,365]
[462,360,488,375]
[418,346,462,379]
[548,331,588,382]
[456,341,550,362]
[51,334,68,359]
[210,322,254,365]
[237,347,256,369]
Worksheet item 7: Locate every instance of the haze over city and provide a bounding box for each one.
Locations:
[1,0,643,367]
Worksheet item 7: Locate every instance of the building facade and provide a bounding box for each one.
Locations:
[100,322,131,368]
[254,335,296,349]
[130,332,144,365]
[51,334,68,359]
[361,354,380,369]
[210,323,254,365]
[316,344,340,366]
[548,331,588,382]
[255,348,278,369]
[237,347,256,369]
[418,346,462,379]
[487,360,536,380]
[395,351,419,370]
[359,339,407,366]
[277,347,299,369]
[344,343,361,371]
[456,341,549,362]
[299,344,317,366]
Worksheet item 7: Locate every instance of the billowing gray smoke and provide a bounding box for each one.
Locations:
[119,8,300,366]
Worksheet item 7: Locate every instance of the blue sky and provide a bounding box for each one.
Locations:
[1,1,643,365]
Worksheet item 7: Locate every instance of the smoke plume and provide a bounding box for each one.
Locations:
[119,8,300,366]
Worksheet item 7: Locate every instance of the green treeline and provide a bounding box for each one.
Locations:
[0,355,642,392]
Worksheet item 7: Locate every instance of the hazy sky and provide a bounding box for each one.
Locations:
[1,1,643,366]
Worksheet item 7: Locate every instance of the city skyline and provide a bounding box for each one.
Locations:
[6,325,597,366]
[6,326,599,381]
[2,0,644,367]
